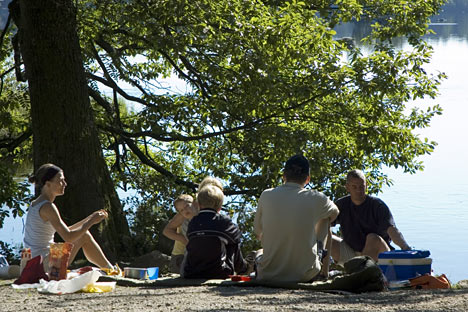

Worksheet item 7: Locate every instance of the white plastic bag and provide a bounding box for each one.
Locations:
[38,270,101,294]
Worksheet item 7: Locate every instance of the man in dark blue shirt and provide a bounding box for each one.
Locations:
[331,169,411,263]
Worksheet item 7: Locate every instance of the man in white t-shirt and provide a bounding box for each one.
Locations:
[254,155,339,282]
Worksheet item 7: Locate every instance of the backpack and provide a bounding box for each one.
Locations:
[308,256,387,293]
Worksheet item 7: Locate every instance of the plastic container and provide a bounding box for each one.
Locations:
[38,270,101,294]
[82,281,116,293]
[378,250,432,281]
[124,267,147,279]
[19,248,32,274]
[147,267,159,280]
[124,267,159,280]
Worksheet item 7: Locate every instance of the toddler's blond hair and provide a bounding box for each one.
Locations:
[173,194,194,210]
[198,176,223,191]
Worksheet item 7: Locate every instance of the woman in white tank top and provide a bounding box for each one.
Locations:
[24,163,115,271]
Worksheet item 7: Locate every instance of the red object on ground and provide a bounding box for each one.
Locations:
[14,255,49,285]
[77,266,94,274]
[229,275,251,282]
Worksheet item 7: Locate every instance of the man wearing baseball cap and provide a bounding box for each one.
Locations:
[254,154,339,282]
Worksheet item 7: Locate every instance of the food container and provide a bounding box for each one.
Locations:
[124,267,159,280]
[124,267,148,279]
[378,250,432,281]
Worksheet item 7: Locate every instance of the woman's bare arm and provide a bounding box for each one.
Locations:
[40,203,106,242]
[162,213,189,246]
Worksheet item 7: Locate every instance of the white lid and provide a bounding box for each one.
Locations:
[378,258,432,265]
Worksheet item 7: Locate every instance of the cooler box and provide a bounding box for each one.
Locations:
[378,250,432,281]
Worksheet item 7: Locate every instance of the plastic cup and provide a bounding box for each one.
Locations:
[147,267,159,280]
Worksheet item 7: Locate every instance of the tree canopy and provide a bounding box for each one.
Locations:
[1,0,446,255]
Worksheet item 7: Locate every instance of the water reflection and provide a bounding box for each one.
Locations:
[334,2,468,44]
[334,3,468,283]
[430,1,468,40]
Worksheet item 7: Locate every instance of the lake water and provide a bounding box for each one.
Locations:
[378,33,468,283]
[1,13,468,283]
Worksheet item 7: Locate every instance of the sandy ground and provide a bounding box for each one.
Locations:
[2,278,468,311]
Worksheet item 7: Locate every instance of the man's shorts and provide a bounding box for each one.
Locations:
[338,239,361,265]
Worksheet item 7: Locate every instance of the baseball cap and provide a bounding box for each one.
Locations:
[284,154,310,174]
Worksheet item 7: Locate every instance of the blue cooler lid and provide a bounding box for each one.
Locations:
[378,250,430,259]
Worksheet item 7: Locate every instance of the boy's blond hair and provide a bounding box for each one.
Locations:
[173,194,194,210]
[198,176,223,191]
[196,185,224,210]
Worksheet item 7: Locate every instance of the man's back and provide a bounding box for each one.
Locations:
[254,182,337,282]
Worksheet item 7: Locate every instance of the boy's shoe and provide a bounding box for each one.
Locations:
[244,249,262,275]
[317,241,329,264]
[244,251,256,264]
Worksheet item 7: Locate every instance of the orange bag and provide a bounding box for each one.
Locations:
[48,242,74,280]
[409,273,451,289]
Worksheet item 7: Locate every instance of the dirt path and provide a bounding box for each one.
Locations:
[2,278,468,311]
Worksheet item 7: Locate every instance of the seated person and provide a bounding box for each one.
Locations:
[163,176,223,273]
[182,184,250,279]
[24,164,116,272]
[331,169,411,264]
[163,194,197,274]
[254,154,339,282]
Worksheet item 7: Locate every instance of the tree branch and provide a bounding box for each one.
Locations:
[0,127,32,152]
[94,37,153,99]
[88,86,113,114]
[102,87,336,142]
[109,27,210,98]
[120,134,257,195]
[122,135,198,191]
[86,72,148,106]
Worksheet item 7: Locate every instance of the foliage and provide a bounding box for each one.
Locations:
[1,0,447,252]
[0,241,21,264]
[0,53,32,227]
[125,194,175,256]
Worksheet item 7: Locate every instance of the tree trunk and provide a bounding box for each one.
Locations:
[11,0,131,261]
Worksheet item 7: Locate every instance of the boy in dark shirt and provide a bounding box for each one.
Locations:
[182,184,250,279]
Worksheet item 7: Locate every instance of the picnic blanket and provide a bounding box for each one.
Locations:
[101,256,386,293]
